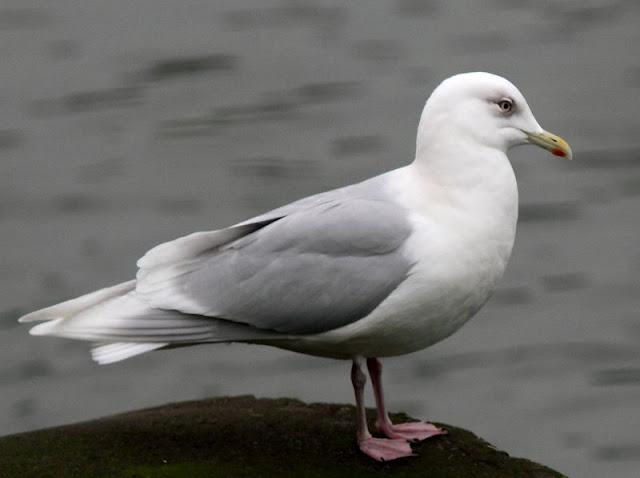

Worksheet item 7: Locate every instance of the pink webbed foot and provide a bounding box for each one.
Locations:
[378,421,447,442]
[358,437,415,462]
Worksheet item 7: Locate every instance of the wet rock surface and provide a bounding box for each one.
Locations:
[0,396,565,478]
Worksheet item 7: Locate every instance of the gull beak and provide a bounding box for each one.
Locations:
[525,130,572,160]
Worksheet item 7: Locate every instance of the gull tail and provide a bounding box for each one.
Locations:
[19,281,283,364]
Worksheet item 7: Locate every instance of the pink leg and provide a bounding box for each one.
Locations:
[351,357,413,461]
[367,357,447,442]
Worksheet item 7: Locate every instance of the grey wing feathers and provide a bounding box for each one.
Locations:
[136,197,413,334]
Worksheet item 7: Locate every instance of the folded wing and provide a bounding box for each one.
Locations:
[136,197,414,334]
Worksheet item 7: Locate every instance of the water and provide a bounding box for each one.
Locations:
[2,1,640,476]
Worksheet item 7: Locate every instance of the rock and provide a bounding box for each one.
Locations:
[0,396,566,477]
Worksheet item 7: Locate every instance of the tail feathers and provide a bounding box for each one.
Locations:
[19,281,136,323]
[91,342,168,364]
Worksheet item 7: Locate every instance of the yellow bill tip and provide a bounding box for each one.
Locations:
[526,130,572,160]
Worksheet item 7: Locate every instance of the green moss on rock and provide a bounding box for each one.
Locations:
[0,396,566,478]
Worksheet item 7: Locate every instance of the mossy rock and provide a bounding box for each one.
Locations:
[0,396,566,478]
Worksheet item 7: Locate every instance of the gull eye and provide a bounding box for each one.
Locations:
[497,99,513,113]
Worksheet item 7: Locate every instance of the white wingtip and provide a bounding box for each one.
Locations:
[18,314,35,323]
[19,309,57,323]
[29,318,64,336]
[18,281,136,323]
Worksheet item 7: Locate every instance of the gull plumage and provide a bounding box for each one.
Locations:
[20,72,572,461]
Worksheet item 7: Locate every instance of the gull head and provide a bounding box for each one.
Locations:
[417,72,572,160]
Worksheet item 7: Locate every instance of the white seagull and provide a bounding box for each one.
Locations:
[20,72,572,461]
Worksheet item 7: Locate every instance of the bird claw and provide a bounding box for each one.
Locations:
[358,437,415,461]
[377,421,447,442]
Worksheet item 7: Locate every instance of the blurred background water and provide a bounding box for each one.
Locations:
[1,1,640,476]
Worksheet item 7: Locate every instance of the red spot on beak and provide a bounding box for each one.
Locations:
[551,148,566,157]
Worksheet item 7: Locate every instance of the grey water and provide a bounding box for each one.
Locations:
[1,1,640,477]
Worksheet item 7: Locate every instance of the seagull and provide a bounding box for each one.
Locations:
[19,72,572,461]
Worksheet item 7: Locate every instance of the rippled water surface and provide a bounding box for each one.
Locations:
[2,1,640,477]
